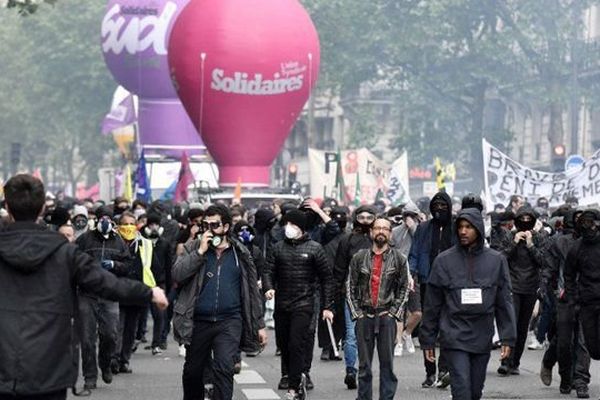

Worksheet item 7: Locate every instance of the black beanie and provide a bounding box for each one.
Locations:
[95,205,114,219]
[281,209,307,232]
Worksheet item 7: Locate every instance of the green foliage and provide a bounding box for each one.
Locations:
[0,0,115,190]
[5,0,57,15]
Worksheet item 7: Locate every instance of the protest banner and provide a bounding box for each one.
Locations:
[483,139,600,208]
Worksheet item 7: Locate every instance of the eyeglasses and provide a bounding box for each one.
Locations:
[372,226,391,232]
[202,221,223,230]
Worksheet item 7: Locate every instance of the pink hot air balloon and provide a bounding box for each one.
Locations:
[168,0,320,187]
[101,0,205,156]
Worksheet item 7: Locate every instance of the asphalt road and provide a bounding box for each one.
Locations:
[69,328,600,400]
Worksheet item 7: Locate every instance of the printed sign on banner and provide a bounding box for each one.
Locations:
[387,153,410,205]
[309,148,394,204]
[482,139,600,208]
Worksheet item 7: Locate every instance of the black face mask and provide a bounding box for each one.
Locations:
[432,209,450,225]
[114,206,128,216]
[515,218,535,232]
[355,222,372,233]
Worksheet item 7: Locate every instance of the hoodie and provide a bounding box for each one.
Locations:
[0,222,151,396]
[419,209,516,354]
[408,191,455,282]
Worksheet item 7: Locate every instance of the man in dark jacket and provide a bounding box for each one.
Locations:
[497,205,549,375]
[408,191,455,387]
[0,174,167,400]
[263,209,335,400]
[76,205,133,390]
[333,205,377,389]
[172,205,267,400]
[564,209,600,393]
[540,208,590,397]
[347,217,410,400]
[420,208,516,400]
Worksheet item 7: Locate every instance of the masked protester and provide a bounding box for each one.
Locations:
[263,209,335,400]
[113,197,130,220]
[408,191,455,388]
[253,208,277,259]
[564,210,600,392]
[75,206,134,391]
[72,205,89,239]
[332,205,377,389]
[540,209,590,397]
[173,205,266,400]
[386,206,404,228]
[140,213,171,354]
[176,208,205,257]
[497,205,549,376]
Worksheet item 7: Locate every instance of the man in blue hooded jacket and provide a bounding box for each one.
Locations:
[420,208,517,400]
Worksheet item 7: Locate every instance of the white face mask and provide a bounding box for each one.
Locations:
[285,224,302,240]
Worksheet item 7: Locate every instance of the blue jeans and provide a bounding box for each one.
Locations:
[344,303,358,371]
[536,294,555,343]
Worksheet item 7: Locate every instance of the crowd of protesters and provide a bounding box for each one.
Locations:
[3,173,600,400]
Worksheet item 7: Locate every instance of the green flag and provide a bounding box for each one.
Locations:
[335,149,346,203]
[354,172,361,207]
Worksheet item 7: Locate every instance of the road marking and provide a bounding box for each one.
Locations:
[235,370,267,384]
[241,388,280,399]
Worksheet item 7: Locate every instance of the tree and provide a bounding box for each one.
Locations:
[4,0,57,14]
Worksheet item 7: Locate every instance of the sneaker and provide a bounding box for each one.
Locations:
[278,375,289,390]
[497,364,509,376]
[119,363,132,374]
[83,381,97,391]
[344,369,357,390]
[233,362,242,375]
[528,338,544,350]
[509,367,520,375]
[403,333,415,353]
[246,349,261,357]
[158,342,168,350]
[576,386,590,399]
[394,343,403,357]
[540,363,552,386]
[284,392,298,400]
[421,374,436,388]
[436,371,451,389]
[560,382,572,394]
[110,359,120,375]
[152,347,163,355]
[320,348,330,361]
[101,368,113,384]
[178,344,186,358]
[305,373,314,390]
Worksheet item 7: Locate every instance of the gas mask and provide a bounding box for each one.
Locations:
[237,227,255,245]
[73,217,88,232]
[144,225,164,239]
[284,224,302,240]
[97,218,113,237]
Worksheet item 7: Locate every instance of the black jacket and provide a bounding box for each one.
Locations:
[76,229,133,278]
[346,246,410,321]
[263,234,334,312]
[0,222,152,396]
[564,216,600,306]
[333,231,371,299]
[172,238,265,352]
[419,209,516,354]
[498,207,549,294]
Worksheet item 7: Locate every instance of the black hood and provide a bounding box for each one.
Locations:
[515,205,537,221]
[352,205,377,224]
[563,208,579,232]
[455,208,485,249]
[0,222,67,274]
[430,191,453,225]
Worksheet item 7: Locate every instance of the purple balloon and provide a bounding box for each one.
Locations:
[101,0,204,155]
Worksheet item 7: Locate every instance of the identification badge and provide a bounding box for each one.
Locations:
[461,288,482,305]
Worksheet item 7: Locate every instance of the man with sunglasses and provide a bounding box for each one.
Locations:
[333,205,378,389]
[173,205,267,400]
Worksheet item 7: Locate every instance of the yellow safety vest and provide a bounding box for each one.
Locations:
[138,238,156,288]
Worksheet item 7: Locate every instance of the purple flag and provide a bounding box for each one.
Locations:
[101,93,136,135]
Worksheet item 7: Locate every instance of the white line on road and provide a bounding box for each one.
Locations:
[235,370,267,384]
[241,388,281,399]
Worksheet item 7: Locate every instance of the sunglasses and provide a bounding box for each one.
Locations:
[202,221,223,230]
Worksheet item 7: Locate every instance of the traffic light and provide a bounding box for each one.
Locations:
[552,144,566,172]
[288,163,298,186]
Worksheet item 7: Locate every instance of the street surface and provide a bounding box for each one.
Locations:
[69,328,600,400]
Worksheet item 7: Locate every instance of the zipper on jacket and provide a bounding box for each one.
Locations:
[213,257,222,322]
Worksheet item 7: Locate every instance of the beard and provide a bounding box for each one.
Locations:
[374,235,387,248]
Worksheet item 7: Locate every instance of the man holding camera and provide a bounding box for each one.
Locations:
[172,205,267,400]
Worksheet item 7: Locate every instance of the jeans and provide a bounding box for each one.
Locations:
[275,308,313,391]
[355,315,398,400]
[135,305,149,340]
[504,293,537,369]
[182,318,242,400]
[150,302,165,348]
[344,303,358,371]
[580,304,600,360]
[0,390,67,400]
[78,296,119,383]
[445,349,491,400]
[542,302,590,388]
[160,287,178,345]
[116,305,143,366]
[536,294,555,343]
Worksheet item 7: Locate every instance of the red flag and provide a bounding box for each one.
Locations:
[175,152,195,202]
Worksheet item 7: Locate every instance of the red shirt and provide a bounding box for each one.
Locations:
[371,253,384,306]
